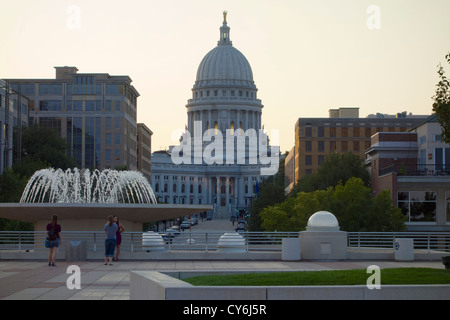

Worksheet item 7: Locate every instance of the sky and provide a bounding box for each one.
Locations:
[1,0,449,153]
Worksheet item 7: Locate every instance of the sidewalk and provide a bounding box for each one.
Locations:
[0,259,445,300]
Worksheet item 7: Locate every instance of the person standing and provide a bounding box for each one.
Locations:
[104,216,118,265]
[113,216,124,261]
[46,215,61,267]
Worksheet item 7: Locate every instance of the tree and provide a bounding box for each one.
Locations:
[248,153,287,231]
[15,125,77,172]
[432,52,450,143]
[259,177,405,232]
[292,152,370,194]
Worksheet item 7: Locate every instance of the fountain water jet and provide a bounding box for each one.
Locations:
[20,168,157,204]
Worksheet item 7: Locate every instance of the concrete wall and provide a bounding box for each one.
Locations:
[129,271,450,300]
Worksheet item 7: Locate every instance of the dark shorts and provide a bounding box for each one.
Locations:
[45,238,60,248]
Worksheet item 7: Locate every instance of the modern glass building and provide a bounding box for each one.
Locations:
[0,79,30,173]
[5,67,143,171]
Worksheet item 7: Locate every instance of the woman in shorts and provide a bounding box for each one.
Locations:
[46,215,61,267]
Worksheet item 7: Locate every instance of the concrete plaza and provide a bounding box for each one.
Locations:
[0,218,447,300]
[0,258,445,300]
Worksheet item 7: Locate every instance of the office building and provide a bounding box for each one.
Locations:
[0,80,30,173]
[365,115,450,231]
[293,107,429,184]
[4,67,150,173]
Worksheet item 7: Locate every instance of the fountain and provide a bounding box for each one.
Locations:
[0,168,212,232]
[20,168,157,204]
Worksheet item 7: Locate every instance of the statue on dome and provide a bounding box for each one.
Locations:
[223,11,227,22]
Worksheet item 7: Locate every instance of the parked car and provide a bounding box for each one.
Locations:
[180,221,191,230]
[165,227,179,237]
[190,217,198,225]
[235,220,247,232]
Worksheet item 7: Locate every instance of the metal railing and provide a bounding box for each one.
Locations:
[379,163,450,177]
[0,230,299,253]
[347,232,450,253]
[1,231,449,254]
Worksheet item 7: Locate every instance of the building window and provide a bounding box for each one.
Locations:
[397,191,437,222]
[318,155,325,166]
[106,84,125,95]
[85,100,95,111]
[305,127,312,137]
[353,141,360,152]
[318,141,324,152]
[39,100,62,111]
[330,127,336,137]
[318,127,324,137]
[341,141,348,152]
[330,141,336,153]
[105,149,111,162]
[353,127,360,137]
[39,84,62,95]
[305,155,312,166]
[305,141,312,152]
[341,127,348,137]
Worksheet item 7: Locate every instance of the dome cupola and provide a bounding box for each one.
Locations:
[194,11,256,89]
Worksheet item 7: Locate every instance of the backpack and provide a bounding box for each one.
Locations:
[48,227,57,241]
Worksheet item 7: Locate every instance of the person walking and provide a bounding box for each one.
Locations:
[113,216,124,261]
[104,215,118,265]
[45,215,61,267]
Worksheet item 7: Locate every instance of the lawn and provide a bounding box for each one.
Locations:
[184,268,450,286]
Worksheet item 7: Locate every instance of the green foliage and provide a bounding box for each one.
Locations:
[184,268,450,286]
[293,152,370,194]
[0,125,76,230]
[432,52,450,143]
[16,125,77,170]
[260,177,406,232]
[248,153,287,231]
[0,168,27,203]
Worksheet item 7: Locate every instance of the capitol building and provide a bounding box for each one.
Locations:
[151,12,279,218]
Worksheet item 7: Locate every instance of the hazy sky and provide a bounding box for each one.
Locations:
[1,0,449,152]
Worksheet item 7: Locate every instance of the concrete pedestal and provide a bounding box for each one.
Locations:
[300,231,347,260]
[394,238,414,261]
[282,238,301,261]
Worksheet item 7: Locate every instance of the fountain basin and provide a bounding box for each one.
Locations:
[0,203,212,231]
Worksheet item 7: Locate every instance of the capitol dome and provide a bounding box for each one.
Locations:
[193,12,256,89]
